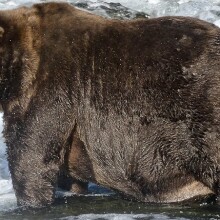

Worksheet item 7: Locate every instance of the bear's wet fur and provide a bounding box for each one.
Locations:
[1,2,220,207]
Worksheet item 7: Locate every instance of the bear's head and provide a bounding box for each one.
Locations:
[0,8,40,104]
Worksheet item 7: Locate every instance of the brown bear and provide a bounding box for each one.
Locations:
[0,2,220,207]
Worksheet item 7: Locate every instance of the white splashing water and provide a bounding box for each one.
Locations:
[60,213,189,220]
[0,112,16,211]
[0,0,220,217]
[0,0,220,26]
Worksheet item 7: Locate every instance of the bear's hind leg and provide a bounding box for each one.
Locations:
[58,128,94,194]
[58,171,88,194]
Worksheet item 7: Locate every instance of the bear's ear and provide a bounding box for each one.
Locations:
[0,27,4,38]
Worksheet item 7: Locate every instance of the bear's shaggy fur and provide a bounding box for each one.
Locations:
[1,2,220,207]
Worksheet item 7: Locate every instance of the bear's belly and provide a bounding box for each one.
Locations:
[76,104,216,203]
[143,180,214,203]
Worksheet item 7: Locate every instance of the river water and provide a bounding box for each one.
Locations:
[1,0,220,219]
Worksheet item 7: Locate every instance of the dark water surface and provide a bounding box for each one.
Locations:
[1,193,220,220]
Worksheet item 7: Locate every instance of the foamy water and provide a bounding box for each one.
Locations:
[0,0,220,219]
[60,214,189,220]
